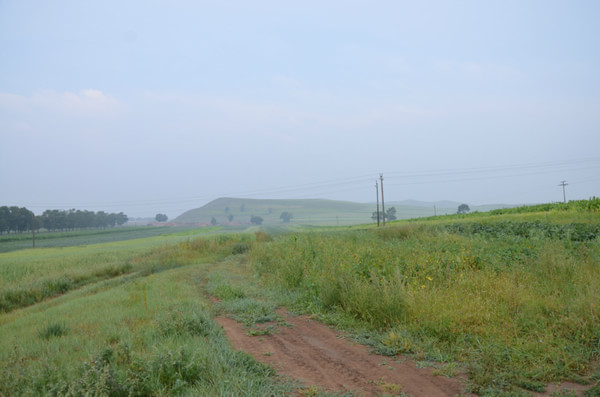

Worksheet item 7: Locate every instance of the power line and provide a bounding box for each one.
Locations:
[14,157,599,215]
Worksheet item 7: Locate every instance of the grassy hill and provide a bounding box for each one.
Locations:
[174,197,515,226]
[174,197,373,226]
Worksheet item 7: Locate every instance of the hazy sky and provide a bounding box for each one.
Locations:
[1,1,599,218]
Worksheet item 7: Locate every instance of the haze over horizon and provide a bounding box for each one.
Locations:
[2,1,599,219]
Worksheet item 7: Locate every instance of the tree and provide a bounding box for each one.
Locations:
[211,217,217,226]
[155,213,168,222]
[457,204,470,214]
[0,206,9,234]
[371,206,397,222]
[95,211,109,228]
[227,214,234,222]
[250,215,263,225]
[280,211,293,223]
[115,212,128,226]
[371,211,380,221]
[386,207,397,221]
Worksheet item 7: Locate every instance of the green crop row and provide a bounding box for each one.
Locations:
[445,220,600,241]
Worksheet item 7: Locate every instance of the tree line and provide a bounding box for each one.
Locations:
[0,206,128,234]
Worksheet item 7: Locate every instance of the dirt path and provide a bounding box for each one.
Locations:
[216,309,470,396]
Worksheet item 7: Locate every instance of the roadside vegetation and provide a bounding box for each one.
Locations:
[1,198,598,396]
[249,199,600,395]
[0,232,295,396]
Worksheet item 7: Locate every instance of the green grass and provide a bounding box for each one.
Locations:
[0,225,222,253]
[0,245,294,396]
[248,201,600,395]
[2,199,598,396]
[0,229,246,313]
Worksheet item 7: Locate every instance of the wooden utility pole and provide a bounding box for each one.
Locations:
[31,215,36,248]
[380,173,386,226]
[375,180,380,227]
[559,180,568,203]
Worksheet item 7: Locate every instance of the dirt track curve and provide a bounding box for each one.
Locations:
[217,309,470,396]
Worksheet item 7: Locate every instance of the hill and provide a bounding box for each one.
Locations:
[388,200,517,217]
[173,198,515,226]
[174,197,373,226]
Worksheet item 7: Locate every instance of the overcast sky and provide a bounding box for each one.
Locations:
[1,1,599,218]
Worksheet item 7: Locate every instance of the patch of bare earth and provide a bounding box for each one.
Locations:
[216,309,471,396]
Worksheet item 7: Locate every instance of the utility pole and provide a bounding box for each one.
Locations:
[375,180,380,227]
[31,215,36,249]
[559,180,568,203]
[380,173,386,226]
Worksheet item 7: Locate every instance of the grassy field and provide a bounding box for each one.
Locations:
[1,199,599,396]
[0,230,298,396]
[0,226,221,253]
[249,199,600,395]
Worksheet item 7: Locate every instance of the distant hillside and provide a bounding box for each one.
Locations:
[174,197,517,226]
[174,198,373,226]
[389,200,517,217]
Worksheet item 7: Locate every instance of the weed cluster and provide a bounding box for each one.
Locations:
[38,322,70,339]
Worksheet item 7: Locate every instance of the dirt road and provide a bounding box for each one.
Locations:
[217,310,470,396]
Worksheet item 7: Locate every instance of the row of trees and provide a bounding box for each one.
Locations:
[0,206,35,234]
[0,206,128,234]
[40,209,128,231]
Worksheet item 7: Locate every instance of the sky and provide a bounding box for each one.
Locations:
[1,0,599,218]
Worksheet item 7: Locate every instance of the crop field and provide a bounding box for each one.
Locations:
[1,199,599,396]
[0,225,223,253]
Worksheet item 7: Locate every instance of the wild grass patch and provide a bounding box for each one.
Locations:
[38,321,70,339]
[249,206,600,394]
[0,262,293,396]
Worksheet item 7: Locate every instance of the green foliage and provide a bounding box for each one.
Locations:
[445,220,600,241]
[0,226,194,252]
[38,322,70,339]
[207,273,247,300]
[218,297,279,326]
[249,208,600,393]
[280,211,293,223]
[488,198,600,215]
[0,256,293,397]
[231,242,250,255]
[0,231,248,313]
[250,215,264,225]
[457,203,470,214]
[386,206,397,220]
[585,386,600,397]
[3,203,599,395]
[156,304,217,337]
